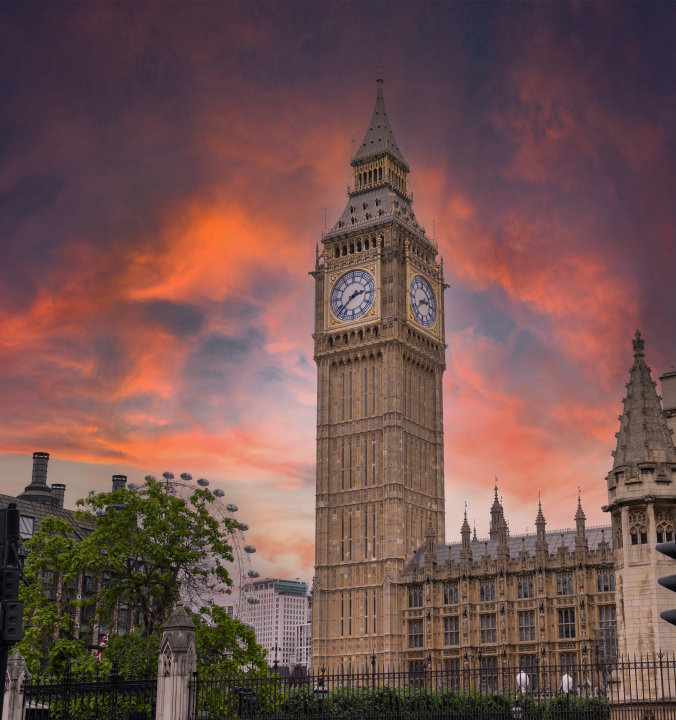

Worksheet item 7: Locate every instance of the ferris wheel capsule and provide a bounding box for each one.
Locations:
[197,478,209,486]
[145,475,156,482]
[227,504,238,512]
[180,473,193,481]
[247,596,260,605]
[248,570,260,578]
[238,523,249,531]
[162,472,174,480]
[213,489,225,497]
[127,483,137,490]
[244,545,256,554]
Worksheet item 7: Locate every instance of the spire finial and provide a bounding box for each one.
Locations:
[375,60,385,85]
[633,329,645,356]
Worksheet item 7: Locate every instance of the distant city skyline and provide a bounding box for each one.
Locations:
[1,3,676,585]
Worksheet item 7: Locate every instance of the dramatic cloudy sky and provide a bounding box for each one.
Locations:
[1,3,675,588]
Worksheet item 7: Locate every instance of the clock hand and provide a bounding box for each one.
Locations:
[345,288,364,305]
[418,298,429,308]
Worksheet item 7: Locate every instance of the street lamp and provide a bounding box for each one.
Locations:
[313,667,328,715]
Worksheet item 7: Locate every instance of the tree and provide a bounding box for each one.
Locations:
[191,602,268,675]
[18,478,261,675]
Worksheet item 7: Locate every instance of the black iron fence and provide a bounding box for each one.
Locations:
[22,661,157,720]
[190,657,676,720]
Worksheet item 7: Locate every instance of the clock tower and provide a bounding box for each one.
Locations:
[310,81,446,670]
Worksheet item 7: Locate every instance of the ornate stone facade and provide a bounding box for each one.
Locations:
[311,83,676,671]
[603,331,676,657]
[403,495,616,672]
[310,82,446,670]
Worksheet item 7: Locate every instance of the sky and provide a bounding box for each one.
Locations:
[1,2,675,590]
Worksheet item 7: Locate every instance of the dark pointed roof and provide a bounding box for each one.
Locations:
[353,86,408,168]
[612,331,676,472]
[536,498,546,525]
[575,494,586,522]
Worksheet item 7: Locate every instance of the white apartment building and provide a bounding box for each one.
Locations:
[294,623,311,669]
[247,578,309,667]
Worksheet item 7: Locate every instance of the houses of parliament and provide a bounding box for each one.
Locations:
[310,80,676,672]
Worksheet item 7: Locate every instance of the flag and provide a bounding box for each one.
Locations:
[96,632,109,660]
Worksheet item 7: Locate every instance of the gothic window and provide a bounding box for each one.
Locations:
[630,510,648,545]
[372,508,376,558]
[518,576,534,599]
[480,614,497,644]
[560,654,578,688]
[373,589,377,633]
[341,593,344,636]
[518,611,536,641]
[365,239,370,250]
[375,198,380,207]
[444,616,459,646]
[343,243,348,254]
[357,241,362,252]
[480,581,495,602]
[445,659,461,687]
[351,217,355,225]
[334,246,340,258]
[350,205,354,214]
[408,619,423,648]
[657,522,674,544]
[558,608,576,639]
[365,590,369,634]
[597,570,615,593]
[341,442,345,490]
[409,586,423,608]
[557,573,574,596]
[481,657,498,690]
[348,513,352,559]
[379,167,382,181]
[349,243,354,254]
[362,202,367,211]
[520,656,539,692]
[341,513,345,561]
[348,592,352,636]
[444,583,458,605]
[599,606,617,629]
[349,371,353,419]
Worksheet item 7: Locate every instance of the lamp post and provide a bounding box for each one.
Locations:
[313,667,328,716]
[370,651,376,691]
[272,644,280,673]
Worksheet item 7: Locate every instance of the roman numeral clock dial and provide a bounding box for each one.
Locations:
[330,270,375,322]
[409,274,436,328]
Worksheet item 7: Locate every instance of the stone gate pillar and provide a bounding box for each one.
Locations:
[156,602,197,720]
[3,650,28,720]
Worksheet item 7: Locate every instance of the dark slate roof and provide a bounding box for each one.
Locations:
[0,493,94,542]
[353,87,408,168]
[324,187,433,247]
[409,526,612,567]
[612,331,676,471]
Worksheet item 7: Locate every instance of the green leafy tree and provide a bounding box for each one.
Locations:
[19,478,266,675]
[19,516,84,674]
[191,601,268,675]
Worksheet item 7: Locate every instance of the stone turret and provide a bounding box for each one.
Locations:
[574,494,588,551]
[603,331,676,658]
[489,484,506,540]
[535,497,549,560]
[424,516,437,568]
[460,509,472,563]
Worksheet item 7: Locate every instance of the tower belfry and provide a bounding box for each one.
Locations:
[310,81,446,669]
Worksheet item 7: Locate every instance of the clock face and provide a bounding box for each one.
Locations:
[409,275,436,328]
[331,270,376,322]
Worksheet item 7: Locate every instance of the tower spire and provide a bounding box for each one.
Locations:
[610,330,676,480]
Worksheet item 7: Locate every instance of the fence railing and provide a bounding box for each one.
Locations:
[22,660,157,720]
[190,657,676,720]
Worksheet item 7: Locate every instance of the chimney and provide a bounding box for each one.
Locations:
[18,451,57,506]
[112,475,127,492]
[51,484,66,509]
[32,451,50,486]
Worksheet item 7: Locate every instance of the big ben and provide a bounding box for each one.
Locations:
[310,79,447,669]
